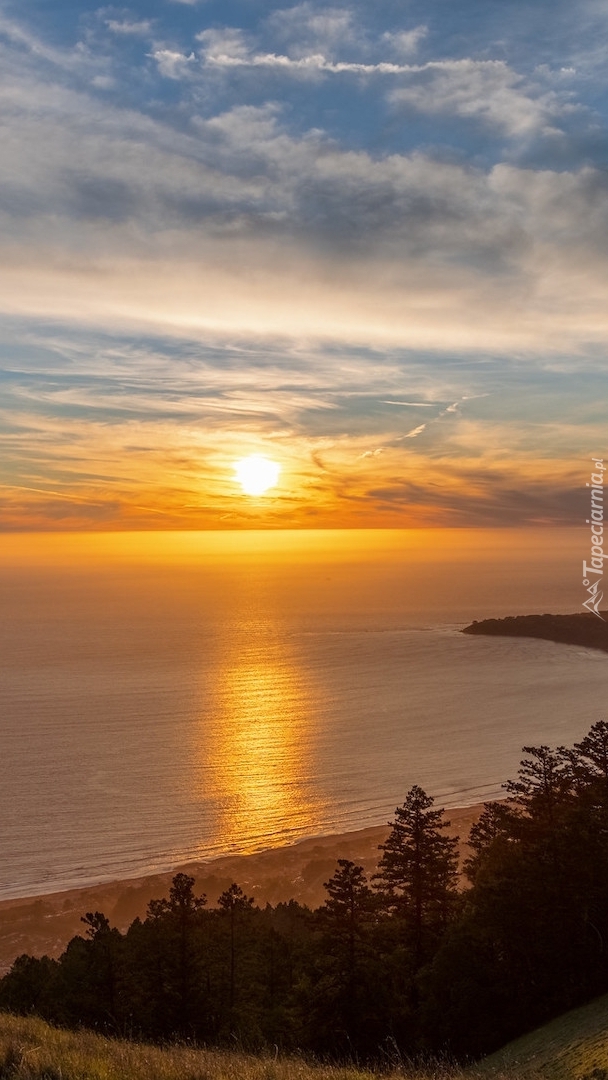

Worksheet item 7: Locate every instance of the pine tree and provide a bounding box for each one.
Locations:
[147,872,207,921]
[146,873,207,1035]
[503,745,570,825]
[571,720,608,797]
[464,800,522,882]
[217,883,254,1012]
[321,859,375,977]
[374,786,459,971]
[80,911,122,1024]
[316,860,378,1049]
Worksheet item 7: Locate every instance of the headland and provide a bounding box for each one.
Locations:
[463,612,608,653]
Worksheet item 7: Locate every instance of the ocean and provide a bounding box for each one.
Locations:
[0,528,604,900]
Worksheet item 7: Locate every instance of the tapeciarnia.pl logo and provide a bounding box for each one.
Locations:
[582,457,605,619]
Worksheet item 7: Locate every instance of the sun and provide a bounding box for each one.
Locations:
[234,455,281,496]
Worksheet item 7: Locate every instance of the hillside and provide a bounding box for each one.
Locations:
[462,613,608,653]
[0,1012,452,1080]
[5,998,608,1080]
[5,995,608,1080]
[475,992,608,1079]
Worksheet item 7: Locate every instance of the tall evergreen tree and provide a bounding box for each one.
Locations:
[55,910,124,1031]
[314,859,378,1047]
[217,883,255,1014]
[568,720,608,802]
[321,860,375,976]
[145,873,207,1036]
[574,720,608,779]
[503,745,571,825]
[464,800,522,883]
[374,786,459,971]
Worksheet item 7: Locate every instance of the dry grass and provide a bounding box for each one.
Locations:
[9,995,608,1080]
[0,1014,459,1080]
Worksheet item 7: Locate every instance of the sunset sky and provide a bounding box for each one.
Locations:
[1,0,607,530]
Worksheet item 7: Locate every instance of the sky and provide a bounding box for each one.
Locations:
[0,0,607,530]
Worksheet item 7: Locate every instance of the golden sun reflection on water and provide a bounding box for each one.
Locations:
[193,621,326,854]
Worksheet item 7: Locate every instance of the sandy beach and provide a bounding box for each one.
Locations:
[0,803,483,975]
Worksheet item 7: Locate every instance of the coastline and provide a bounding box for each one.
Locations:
[0,803,484,974]
[463,612,608,653]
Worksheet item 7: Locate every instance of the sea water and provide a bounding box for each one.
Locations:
[0,529,604,899]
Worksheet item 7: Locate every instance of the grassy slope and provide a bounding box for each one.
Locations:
[0,1013,455,1080]
[475,993,608,1079]
[4,995,608,1080]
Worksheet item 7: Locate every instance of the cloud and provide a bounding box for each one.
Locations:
[402,423,427,439]
[91,75,115,89]
[0,4,605,532]
[1,318,604,530]
[266,4,357,58]
[195,28,251,62]
[194,38,579,146]
[194,9,431,87]
[200,47,410,76]
[151,48,196,79]
[106,19,153,37]
[381,27,428,57]
[0,13,100,77]
[388,60,574,139]
[0,72,606,354]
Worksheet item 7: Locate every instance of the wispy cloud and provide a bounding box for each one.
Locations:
[402,423,427,439]
[388,60,577,139]
[381,27,428,57]
[151,48,196,79]
[106,19,153,37]
[0,1,606,528]
[267,3,358,56]
[195,37,578,147]
[200,48,412,76]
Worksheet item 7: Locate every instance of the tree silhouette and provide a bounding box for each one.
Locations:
[11,725,608,1062]
[146,873,207,1035]
[80,911,121,1024]
[217,883,254,1013]
[322,859,375,976]
[314,860,378,1046]
[503,745,571,826]
[0,954,59,1020]
[567,720,608,802]
[375,786,459,973]
[464,800,521,882]
[147,872,207,921]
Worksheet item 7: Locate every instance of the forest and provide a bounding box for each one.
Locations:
[3,721,608,1065]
